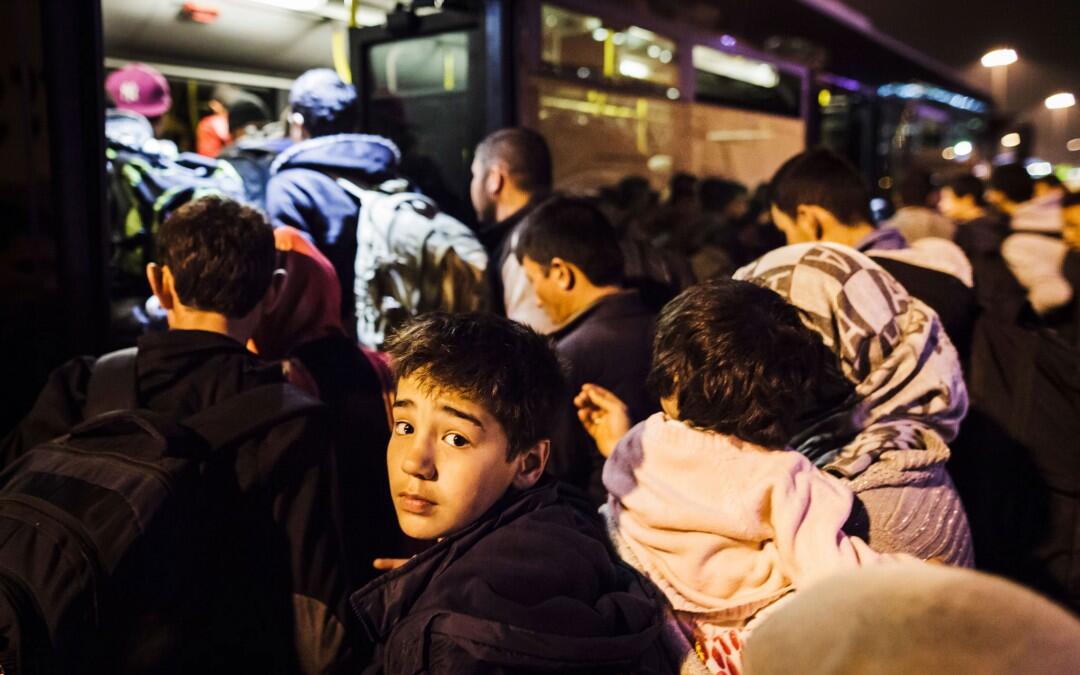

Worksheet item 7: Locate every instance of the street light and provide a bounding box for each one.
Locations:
[981,48,1017,68]
[982,48,1017,109]
[1045,93,1076,110]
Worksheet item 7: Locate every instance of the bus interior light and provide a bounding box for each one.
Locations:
[618,59,650,79]
[249,0,327,11]
[692,46,779,88]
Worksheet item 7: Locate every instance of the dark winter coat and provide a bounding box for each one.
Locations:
[350,479,673,674]
[266,134,401,327]
[0,329,352,674]
[550,291,657,505]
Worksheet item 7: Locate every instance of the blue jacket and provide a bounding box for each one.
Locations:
[266,134,401,324]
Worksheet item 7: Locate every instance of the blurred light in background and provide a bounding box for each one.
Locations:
[1026,161,1053,177]
[981,48,1018,68]
[1068,138,1080,152]
[1001,132,1021,148]
[1045,93,1076,109]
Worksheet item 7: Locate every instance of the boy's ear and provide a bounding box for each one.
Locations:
[795,204,825,241]
[511,439,549,490]
[146,263,176,311]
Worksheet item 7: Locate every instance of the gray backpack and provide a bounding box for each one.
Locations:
[337,179,489,349]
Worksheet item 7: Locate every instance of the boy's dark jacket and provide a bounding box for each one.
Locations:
[0,329,352,673]
[351,479,674,674]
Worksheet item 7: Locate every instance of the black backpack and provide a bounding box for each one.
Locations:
[0,348,322,674]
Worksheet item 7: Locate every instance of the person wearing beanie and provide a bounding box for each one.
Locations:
[742,563,1080,675]
[266,68,401,333]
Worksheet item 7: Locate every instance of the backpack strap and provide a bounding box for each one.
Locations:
[180,383,324,452]
[84,347,139,418]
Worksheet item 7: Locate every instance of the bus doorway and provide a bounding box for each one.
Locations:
[350,2,513,224]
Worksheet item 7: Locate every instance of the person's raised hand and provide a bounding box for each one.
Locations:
[574,383,631,458]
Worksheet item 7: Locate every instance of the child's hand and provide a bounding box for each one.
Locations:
[373,558,410,571]
[574,383,631,458]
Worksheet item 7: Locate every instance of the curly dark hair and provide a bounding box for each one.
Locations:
[384,312,566,460]
[648,278,853,448]
[156,196,275,318]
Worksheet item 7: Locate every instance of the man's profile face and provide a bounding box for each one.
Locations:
[521,255,570,324]
[470,156,497,224]
[387,373,518,540]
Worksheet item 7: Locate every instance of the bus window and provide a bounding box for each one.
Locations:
[693,46,802,118]
[528,76,804,193]
[540,4,678,91]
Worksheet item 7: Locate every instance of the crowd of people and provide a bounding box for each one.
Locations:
[1,61,1079,674]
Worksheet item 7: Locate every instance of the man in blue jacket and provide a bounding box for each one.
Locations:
[266,68,401,330]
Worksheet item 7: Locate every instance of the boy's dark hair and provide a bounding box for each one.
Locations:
[289,68,358,137]
[648,278,853,447]
[515,195,625,287]
[384,313,566,460]
[770,148,873,226]
[475,127,553,194]
[947,174,986,205]
[895,170,934,208]
[989,163,1034,204]
[156,196,275,318]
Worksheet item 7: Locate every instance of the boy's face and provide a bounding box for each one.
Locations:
[387,373,522,540]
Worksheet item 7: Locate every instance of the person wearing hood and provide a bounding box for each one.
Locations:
[249,226,413,594]
[266,68,402,330]
[768,149,977,359]
[351,313,672,674]
[989,164,1075,321]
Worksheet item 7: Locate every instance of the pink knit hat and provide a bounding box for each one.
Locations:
[105,63,172,118]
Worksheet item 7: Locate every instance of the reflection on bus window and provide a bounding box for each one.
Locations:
[365,30,481,224]
[693,46,802,118]
[369,33,469,98]
[528,76,804,193]
[541,3,678,91]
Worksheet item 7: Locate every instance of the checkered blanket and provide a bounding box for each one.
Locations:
[735,243,968,480]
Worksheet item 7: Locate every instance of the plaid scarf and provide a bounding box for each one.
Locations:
[735,243,968,480]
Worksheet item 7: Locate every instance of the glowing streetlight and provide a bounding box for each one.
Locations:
[1001,132,1021,148]
[981,48,1017,68]
[981,48,1017,109]
[1045,93,1076,110]
[954,140,973,157]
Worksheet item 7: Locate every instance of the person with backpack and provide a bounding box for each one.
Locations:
[0,197,353,673]
[267,69,485,348]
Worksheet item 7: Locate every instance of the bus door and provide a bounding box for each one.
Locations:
[350,2,514,225]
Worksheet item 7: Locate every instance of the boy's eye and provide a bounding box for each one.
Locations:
[442,432,470,448]
[394,421,414,435]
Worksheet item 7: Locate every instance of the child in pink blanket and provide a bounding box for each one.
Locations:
[576,279,911,675]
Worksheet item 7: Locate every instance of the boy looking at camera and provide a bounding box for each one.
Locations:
[349,312,669,674]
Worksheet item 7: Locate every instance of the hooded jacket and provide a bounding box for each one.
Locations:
[350,479,673,674]
[0,330,352,674]
[266,134,401,325]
